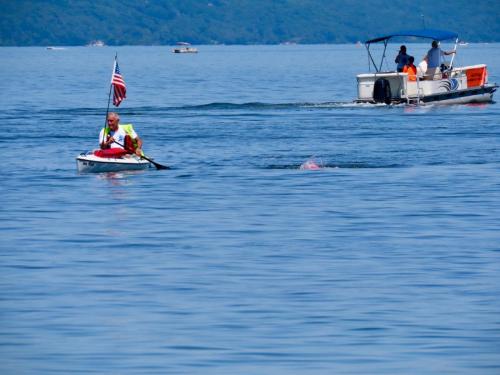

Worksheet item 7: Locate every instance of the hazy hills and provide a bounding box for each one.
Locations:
[1,0,499,46]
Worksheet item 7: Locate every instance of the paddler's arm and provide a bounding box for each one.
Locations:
[134,136,143,156]
[100,136,115,149]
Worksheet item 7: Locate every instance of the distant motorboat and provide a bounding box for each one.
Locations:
[458,40,469,46]
[356,29,497,105]
[87,40,105,47]
[172,47,198,53]
[46,46,66,50]
[172,42,198,53]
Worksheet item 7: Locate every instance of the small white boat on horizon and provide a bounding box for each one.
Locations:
[356,29,497,105]
[172,42,198,53]
[86,40,105,47]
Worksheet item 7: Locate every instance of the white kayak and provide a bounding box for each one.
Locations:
[76,152,152,173]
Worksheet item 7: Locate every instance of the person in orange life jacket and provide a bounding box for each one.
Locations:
[403,56,417,81]
[95,112,143,158]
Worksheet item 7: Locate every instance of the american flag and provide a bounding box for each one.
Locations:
[111,60,126,107]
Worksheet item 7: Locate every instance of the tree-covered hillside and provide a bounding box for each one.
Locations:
[1,0,499,45]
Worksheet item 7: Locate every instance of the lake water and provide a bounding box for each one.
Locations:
[1,44,499,374]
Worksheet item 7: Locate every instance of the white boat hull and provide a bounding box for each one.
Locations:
[76,153,151,173]
[172,47,198,53]
[418,86,496,105]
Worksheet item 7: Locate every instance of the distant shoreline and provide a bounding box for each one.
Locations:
[2,42,498,47]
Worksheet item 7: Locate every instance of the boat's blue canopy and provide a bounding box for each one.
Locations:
[366,29,458,44]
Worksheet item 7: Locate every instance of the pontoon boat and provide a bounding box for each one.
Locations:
[356,29,497,105]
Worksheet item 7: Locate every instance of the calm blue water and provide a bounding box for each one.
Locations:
[1,44,500,374]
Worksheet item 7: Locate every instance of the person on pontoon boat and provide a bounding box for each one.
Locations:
[423,40,455,80]
[403,56,417,81]
[96,112,143,158]
[395,45,409,72]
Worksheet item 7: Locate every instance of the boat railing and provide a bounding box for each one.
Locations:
[415,76,421,105]
[402,75,409,105]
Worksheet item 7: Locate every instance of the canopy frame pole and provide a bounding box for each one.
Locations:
[366,43,379,73]
[367,44,371,72]
[449,37,459,69]
[379,39,388,72]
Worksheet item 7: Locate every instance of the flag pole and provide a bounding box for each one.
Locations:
[102,53,117,146]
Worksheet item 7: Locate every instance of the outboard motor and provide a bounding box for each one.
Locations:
[373,78,392,104]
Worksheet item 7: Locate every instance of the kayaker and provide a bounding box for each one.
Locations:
[96,112,143,157]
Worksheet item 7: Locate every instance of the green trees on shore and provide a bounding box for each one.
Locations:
[1,0,498,45]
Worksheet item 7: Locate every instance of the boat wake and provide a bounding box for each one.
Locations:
[137,101,364,111]
[11,101,375,117]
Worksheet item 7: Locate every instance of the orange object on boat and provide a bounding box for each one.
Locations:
[466,66,487,87]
